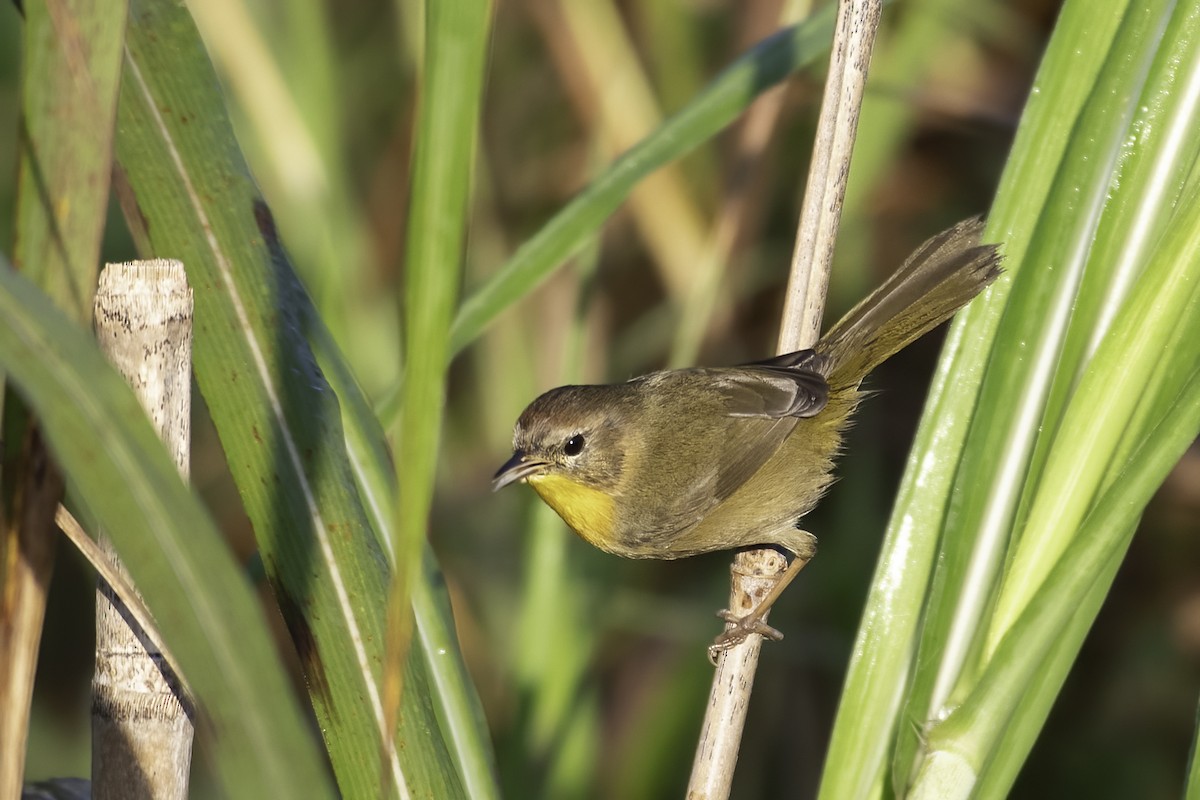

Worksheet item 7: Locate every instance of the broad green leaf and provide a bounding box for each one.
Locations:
[891,1,1163,789]
[816,1,1133,796]
[15,0,126,320]
[0,256,334,799]
[1016,0,1200,508]
[921,363,1200,794]
[822,0,1200,794]
[985,0,1200,659]
[313,337,499,799]
[111,0,475,795]
[5,1,126,787]
[943,0,1163,704]
[935,17,1200,791]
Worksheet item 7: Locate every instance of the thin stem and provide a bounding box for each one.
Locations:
[57,506,185,689]
[686,1,882,797]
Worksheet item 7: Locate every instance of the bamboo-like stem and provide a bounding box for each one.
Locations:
[91,261,195,800]
[771,0,883,592]
[780,0,883,348]
[687,2,882,796]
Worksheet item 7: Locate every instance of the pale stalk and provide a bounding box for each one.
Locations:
[687,1,882,797]
[91,261,195,800]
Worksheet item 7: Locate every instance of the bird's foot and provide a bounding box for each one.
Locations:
[707,608,783,663]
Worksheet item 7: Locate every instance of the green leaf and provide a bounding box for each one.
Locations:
[965,9,1200,789]
[814,0,1200,795]
[824,0,1200,794]
[984,0,1200,660]
[816,1,1135,795]
[890,1,1166,790]
[446,9,836,359]
[392,0,491,666]
[319,340,500,799]
[111,0,476,795]
[924,363,1200,793]
[384,0,497,796]
[15,0,126,321]
[0,257,334,799]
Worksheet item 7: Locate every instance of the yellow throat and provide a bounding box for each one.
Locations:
[527,472,616,550]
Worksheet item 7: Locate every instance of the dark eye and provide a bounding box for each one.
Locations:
[563,434,586,456]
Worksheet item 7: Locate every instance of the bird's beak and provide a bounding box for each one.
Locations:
[492,451,550,492]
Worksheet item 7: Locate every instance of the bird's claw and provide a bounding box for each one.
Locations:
[707,608,783,662]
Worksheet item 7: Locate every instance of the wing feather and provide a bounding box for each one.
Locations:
[689,356,829,506]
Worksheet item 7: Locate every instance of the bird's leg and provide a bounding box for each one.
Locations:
[708,549,812,661]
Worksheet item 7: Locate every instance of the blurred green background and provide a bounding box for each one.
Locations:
[5,0,1198,797]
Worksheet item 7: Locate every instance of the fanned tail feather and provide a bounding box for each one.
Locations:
[818,216,1003,387]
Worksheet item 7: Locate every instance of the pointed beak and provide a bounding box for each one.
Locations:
[492,451,551,492]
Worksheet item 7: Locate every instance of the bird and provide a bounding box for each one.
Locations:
[493,217,1002,652]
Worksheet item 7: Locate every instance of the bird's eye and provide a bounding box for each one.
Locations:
[563,434,586,456]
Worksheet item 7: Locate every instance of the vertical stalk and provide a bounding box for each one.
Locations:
[91,261,194,800]
[687,1,882,796]
[0,428,63,798]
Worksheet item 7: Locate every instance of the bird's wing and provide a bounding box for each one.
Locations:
[697,360,830,503]
[712,356,830,419]
[628,359,830,540]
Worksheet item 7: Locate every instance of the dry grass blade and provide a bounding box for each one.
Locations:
[55,507,185,690]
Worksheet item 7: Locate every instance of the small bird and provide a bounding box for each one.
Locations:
[494,218,1002,652]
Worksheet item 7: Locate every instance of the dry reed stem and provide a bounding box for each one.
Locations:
[687,2,883,797]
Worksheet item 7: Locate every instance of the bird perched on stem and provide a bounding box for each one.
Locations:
[494,217,1002,653]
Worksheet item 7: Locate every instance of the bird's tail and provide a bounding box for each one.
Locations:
[817,216,1003,388]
